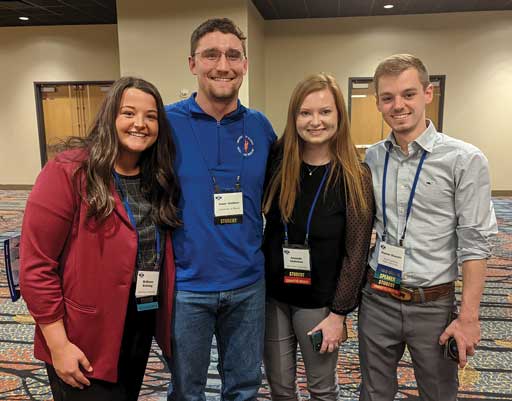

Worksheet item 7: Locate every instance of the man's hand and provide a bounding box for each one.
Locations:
[439,316,481,368]
[308,312,346,354]
[439,259,487,368]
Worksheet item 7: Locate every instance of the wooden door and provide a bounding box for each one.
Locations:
[38,83,111,162]
[85,84,111,129]
[42,85,74,160]
[350,85,389,145]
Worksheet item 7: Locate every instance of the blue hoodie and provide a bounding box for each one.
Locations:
[166,95,276,291]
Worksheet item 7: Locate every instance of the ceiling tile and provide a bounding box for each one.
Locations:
[305,0,339,18]
[1,0,511,27]
[23,0,64,6]
[0,0,33,8]
[250,0,512,19]
[275,0,309,19]
[339,0,371,17]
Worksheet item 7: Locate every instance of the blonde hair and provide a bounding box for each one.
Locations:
[263,73,369,221]
[374,54,430,94]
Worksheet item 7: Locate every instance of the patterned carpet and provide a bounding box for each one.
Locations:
[0,190,511,400]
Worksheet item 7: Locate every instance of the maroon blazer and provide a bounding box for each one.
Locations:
[20,149,174,383]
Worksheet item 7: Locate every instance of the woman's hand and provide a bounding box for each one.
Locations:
[308,312,346,353]
[50,340,93,389]
[40,320,93,389]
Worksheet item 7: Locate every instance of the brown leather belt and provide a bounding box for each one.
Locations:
[367,269,454,303]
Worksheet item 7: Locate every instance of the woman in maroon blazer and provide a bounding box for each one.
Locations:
[20,77,180,401]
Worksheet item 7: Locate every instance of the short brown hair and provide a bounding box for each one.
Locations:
[190,18,246,56]
[373,54,430,94]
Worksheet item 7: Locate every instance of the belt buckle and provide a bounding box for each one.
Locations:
[390,287,413,302]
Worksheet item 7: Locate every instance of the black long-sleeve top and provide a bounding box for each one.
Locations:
[263,152,374,315]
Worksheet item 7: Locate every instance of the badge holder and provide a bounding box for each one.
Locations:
[282,244,312,285]
[135,269,160,312]
[371,240,405,296]
[213,181,244,225]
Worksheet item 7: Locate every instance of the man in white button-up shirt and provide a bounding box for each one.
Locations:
[359,54,498,401]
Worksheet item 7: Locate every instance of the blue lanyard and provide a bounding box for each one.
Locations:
[113,172,161,269]
[188,112,246,193]
[284,165,329,247]
[382,146,427,246]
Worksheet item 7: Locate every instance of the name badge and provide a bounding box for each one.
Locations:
[135,270,159,312]
[377,242,405,272]
[282,244,311,285]
[135,270,159,298]
[213,192,243,225]
[372,242,405,296]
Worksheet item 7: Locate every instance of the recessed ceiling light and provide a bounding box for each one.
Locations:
[19,16,29,21]
[383,4,394,9]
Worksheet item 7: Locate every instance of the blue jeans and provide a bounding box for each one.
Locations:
[168,278,265,401]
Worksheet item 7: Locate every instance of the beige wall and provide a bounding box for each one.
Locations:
[264,11,512,190]
[0,25,120,185]
[247,0,266,112]
[2,9,510,190]
[116,0,250,106]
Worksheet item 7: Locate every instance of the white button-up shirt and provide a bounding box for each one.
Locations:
[365,121,498,287]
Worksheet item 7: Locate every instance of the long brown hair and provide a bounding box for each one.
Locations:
[63,76,181,228]
[263,73,369,222]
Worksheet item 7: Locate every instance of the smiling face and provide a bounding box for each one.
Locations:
[376,68,433,141]
[189,31,247,106]
[296,88,339,154]
[115,88,158,159]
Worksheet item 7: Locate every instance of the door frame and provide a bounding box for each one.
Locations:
[34,80,114,167]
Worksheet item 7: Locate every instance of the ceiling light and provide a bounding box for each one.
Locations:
[19,16,29,21]
[383,4,394,9]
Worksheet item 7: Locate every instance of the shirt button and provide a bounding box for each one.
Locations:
[399,207,405,214]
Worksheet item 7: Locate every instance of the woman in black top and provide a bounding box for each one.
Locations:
[262,73,374,400]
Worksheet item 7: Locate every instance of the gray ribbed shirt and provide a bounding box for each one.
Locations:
[365,121,498,287]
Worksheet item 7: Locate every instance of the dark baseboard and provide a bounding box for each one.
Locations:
[0,185,33,190]
[492,190,512,197]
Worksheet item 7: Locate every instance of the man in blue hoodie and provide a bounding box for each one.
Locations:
[165,18,276,401]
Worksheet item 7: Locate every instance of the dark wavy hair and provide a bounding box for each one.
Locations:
[63,76,181,228]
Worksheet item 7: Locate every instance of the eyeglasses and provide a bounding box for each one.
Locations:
[194,48,245,64]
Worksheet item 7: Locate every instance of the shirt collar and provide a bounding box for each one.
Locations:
[384,120,439,153]
[186,92,246,122]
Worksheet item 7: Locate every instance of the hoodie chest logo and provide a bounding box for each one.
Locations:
[236,135,254,157]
